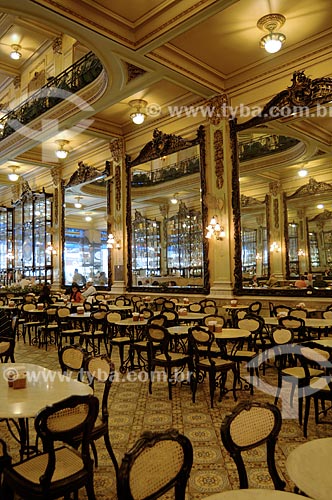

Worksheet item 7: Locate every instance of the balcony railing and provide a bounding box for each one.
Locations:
[0,51,103,140]
[131,155,200,187]
[239,134,300,162]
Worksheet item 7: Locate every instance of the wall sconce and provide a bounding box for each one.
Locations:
[55,139,70,159]
[270,241,281,252]
[298,249,306,257]
[256,253,262,260]
[45,242,57,255]
[10,44,22,60]
[257,13,286,54]
[205,216,225,240]
[129,99,147,125]
[107,233,121,250]
[6,251,14,261]
[8,166,20,182]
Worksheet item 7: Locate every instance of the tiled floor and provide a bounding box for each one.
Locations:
[1,337,332,499]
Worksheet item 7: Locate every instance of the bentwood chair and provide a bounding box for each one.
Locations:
[221,400,286,490]
[70,355,118,473]
[0,336,15,362]
[2,394,99,500]
[0,438,11,496]
[146,325,191,400]
[56,306,83,346]
[117,429,193,500]
[188,326,237,408]
[58,344,86,381]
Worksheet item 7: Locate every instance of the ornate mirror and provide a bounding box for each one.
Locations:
[231,70,332,296]
[62,161,111,287]
[126,126,209,294]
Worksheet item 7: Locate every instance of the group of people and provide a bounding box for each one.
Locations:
[36,280,97,306]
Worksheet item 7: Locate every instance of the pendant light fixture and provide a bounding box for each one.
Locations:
[8,166,20,182]
[55,139,70,159]
[10,44,22,60]
[129,99,147,125]
[257,14,286,54]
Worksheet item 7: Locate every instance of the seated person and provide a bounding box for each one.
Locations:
[37,284,53,305]
[294,275,307,288]
[313,274,328,288]
[72,268,86,286]
[82,280,97,299]
[266,274,278,287]
[69,282,84,303]
[250,275,259,287]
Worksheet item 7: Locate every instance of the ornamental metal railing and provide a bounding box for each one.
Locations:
[0,51,103,140]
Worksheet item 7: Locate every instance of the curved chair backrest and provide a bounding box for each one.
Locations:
[140,307,154,319]
[162,310,178,327]
[162,300,176,311]
[153,297,166,311]
[85,355,115,417]
[117,429,193,500]
[188,325,215,362]
[278,315,305,340]
[289,308,308,319]
[115,295,131,306]
[220,401,285,490]
[248,301,262,315]
[202,305,218,315]
[56,306,71,320]
[0,336,15,362]
[148,313,167,326]
[188,302,202,313]
[58,344,85,379]
[203,314,226,328]
[274,305,292,317]
[106,311,122,324]
[323,309,332,320]
[271,326,294,345]
[237,314,264,335]
[199,299,217,308]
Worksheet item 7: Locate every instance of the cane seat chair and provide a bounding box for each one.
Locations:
[69,355,118,473]
[80,310,107,355]
[221,401,286,490]
[188,302,202,313]
[21,303,44,345]
[0,337,15,362]
[199,299,217,308]
[302,345,332,437]
[146,325,191,400]
[115,295,131,307]
[148,313,167,326]
[153,297,166,311]
[37,306,58,349]
[106,311,130,372]
[162,309,179,327]
[117,429,193,500]
[277,315,306,341]
[56,306,83,346]
[202,314,226,329]
[274,344,327,426]
[201,304,218,315]
[188,326,237,408]
[248,301,262,315]
[0,438,11,496]
[58,344,86,381]
[162,300,176,311]
[274,305,292,317]
[2,394,99,500]
[289,308,308,319]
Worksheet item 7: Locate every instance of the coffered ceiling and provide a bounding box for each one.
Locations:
[0,0,330,205]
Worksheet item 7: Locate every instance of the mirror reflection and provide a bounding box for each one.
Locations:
[232,70,332,295]
[64,162,108,287]
[126,127,209,293]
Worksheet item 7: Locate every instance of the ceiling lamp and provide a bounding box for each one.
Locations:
[85,215,92,222]
[257,13,286,54]
[74,196,83,209]
[170,193,179,205]
[55,139,70,159]
[8,166,20,182]
[10,44,22,60]
[129,99,147,125]
[298,169,308,178]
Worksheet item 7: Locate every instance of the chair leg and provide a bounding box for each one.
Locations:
[231,366,237,401]
[303,395,311,438]
[91,440,98,467]
[167,366,173,400]
[104,432,119,476]
[209,369,216,408]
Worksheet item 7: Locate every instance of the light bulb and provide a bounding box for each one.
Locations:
[56,149,68,159]
[131,112,145,125]
[74,202,82,208]
[298,169,308,178]
[264,37,282,53]
[85,216,92,222]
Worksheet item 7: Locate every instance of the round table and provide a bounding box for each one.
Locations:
[286,437,332,500]
[202,490,306,500]
[0,363,92,457]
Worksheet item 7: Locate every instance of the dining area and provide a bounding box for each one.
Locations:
[2,293,332,499]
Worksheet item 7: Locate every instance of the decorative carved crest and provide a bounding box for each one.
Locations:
[51,166,61,186]
[269,181,281,196]
[65,161,106,187]
[241,194,264,207]
[127,127,203,167]
[309,209,332,222]
[236,71,332,131]
[287,177,332,199]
